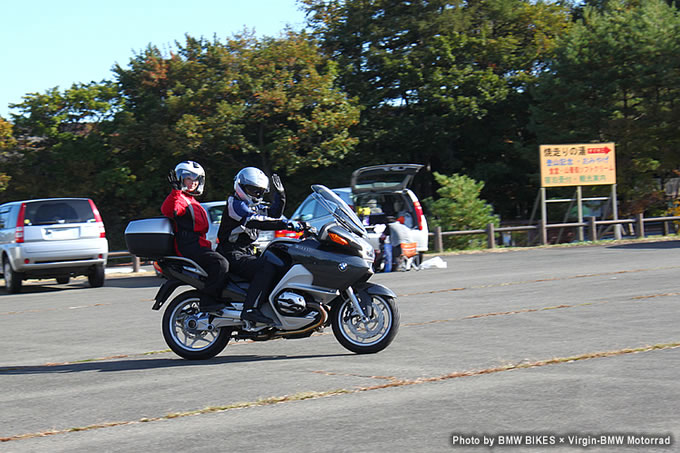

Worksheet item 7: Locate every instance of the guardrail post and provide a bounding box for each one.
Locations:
[588,216,597,241]
[539,219,547,245]
[635,213,644,238]
[663,220,669,236]
[133,256,140,273]
[486,223,496,249]
[434,226,443,253]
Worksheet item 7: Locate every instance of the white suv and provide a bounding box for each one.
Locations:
[290,164,429,260]
[0,198,109,293]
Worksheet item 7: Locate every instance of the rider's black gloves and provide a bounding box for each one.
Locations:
[272,173,285,197]
[168,170,182,191]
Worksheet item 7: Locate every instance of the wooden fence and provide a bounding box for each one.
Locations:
[429,214,680,253]
[108,213,680,271]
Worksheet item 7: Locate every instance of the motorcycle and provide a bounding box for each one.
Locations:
[124,185,399,360]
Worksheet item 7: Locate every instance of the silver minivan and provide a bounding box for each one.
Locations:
[0,198,109,293]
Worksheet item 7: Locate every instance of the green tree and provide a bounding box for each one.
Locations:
[425,171,499,250]
[531,0,680,214]
[0,117,15,192]
[112,31,360,213]
[3,82,130,246]
[6,82,124,198]
[302,0,572,217]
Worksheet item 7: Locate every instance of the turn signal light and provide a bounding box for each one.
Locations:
[15,203,26,243]
[88,199,107,238]
[275,230,302,239]
[414,200,425,231]
[328,232,349,246]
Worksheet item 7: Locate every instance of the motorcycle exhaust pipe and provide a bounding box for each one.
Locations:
[211,308,246,327]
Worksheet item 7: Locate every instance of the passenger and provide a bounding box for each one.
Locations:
[216,167,302,324]
[162,161,229,312]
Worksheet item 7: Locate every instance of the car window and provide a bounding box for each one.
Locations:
[354,173,407,191]
[24,200,95,226]
[207,205,224,223]
[296,199,317,221]
[355,194,387,213]
[0,207,10,229]
[353,193,417,228]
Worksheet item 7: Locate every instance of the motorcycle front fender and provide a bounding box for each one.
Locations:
[348,282,396,314]
[353,281,397,299]
[152,278,182,311]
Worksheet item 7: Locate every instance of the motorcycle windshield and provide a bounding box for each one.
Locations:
[311,184,367,237]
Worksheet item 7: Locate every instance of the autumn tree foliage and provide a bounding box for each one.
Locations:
[2,1,680,247]
[2,32,360,245]
[0,117,15,192]
[301,0,572,217]
[531,0,680,214]
[112,31,360,215]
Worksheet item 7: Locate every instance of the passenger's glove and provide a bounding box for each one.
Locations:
[287,220,304,232]
[271,173,285,197]
[167,170,181,191]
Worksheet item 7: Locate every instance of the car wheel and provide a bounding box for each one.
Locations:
[3,259,23,294]
[88,264,105,288]
[56,276,70,285]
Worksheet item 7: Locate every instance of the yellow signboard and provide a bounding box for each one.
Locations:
[539,142,616,187]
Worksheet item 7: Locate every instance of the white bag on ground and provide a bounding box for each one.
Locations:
[418,256,447,269]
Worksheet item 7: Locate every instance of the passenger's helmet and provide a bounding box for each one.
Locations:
[174,161,205,196]
[234,167,270,205]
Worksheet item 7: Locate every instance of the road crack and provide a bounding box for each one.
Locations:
[2,342,679,443]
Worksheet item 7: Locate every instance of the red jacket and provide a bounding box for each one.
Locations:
[161,190,212,254]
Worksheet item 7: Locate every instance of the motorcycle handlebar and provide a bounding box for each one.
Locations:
[301,221,317,238]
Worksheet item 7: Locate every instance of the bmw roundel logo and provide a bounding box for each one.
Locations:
[338,262,348,272]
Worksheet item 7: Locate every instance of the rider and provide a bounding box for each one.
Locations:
[216,167,303,324]
[161,161,229,312]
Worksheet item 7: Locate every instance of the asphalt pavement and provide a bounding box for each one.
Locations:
[1,239,679,452]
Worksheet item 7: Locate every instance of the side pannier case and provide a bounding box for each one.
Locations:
[124,217,176,259]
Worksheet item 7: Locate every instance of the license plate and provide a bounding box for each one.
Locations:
[44,227,79,240]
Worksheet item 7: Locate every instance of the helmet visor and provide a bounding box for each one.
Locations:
[243,184,266,199]
[177,169,201,181]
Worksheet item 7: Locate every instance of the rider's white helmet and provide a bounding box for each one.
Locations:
[174,161,205,196]
[234,167,269,206]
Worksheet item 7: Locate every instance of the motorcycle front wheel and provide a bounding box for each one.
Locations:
[162,290,231,360]
[331,293,399,354]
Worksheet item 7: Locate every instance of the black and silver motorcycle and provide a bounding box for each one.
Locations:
[125,185,399,360]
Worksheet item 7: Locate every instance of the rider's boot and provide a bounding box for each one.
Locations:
[240,294,273,324]
[241,308,273,324]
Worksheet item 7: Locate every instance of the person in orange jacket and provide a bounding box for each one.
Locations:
[161,161,228,312]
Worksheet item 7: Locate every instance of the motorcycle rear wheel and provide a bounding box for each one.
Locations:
[162,290,231,360]
[331,293,399,354]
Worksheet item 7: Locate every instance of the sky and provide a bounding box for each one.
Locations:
[0,0,307,119]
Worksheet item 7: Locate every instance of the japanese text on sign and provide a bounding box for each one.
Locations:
[539,143,616,187]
